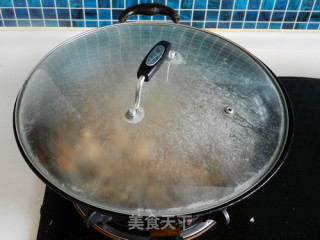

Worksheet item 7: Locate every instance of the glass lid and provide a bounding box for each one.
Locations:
[15,23,289,216]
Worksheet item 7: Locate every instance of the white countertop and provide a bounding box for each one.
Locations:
[0,29,319,240]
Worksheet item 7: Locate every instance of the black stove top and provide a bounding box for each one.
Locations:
[37,77,320,240]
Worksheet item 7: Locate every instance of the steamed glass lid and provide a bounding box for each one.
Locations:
[15,23,289,216]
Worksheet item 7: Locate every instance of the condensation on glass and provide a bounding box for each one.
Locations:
[15,23,289,216]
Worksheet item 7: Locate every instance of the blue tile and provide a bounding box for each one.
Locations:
[246,11,259,21]
[287,0,301,10]
[70,0,83,8]
[72,20,84,27]
[15,9,29,19]
[218,21,230,28]
[221,0,234,9]
[208,0,220,9]
[43,9,56,19]
[314,0,320,10]
[99,20,111,27]
[274,0,288,10]
[13,0,26,7]
[42,0,55,7]
[307,23,319,28]
[310,12,320,22]
[179,21,191,26]
[261,0,275,10]
[84,0,96,8]
[56,0,69,7]
[29,8,43,19]
[59,20,71,27]
[285,11,298,22]
[0,0,318,30]
[294,22,307,28]
[167,0,179,9]
[18,20,31,26]
[180,0,193,9]
[86,21,98,27]
[233,11,245,21]
[2,8,15,19]
[248,0,262,9]
[153,15,165,20]
[297,11,310,21]
[31,20,44,27]
[99,9,110,19]
[194,0,207,9]
[125,0,137,8]
[192,21,204,28]
[244,22,256,28]
[283,22,294,28]
[57,9,70,19]
[206,10,219,20]
[259,11,271,21]
[271,11,284,21]
[220,11,232,21]
[231,22,243,28]
[154,0,165,4]
[300,0,314,10]
[112,0,124,8]
[139,15,151,20]
[0,21,3,27]
[85,9,97,20]
[27,0,41,7]
[4,20,17,26]
[112,10,123,20]
[193,11,205,21]
[45,20,58,27]
[269,22,281,28]
[257,22,269,28]
[235,0,248,9]
[205,21,217,28]
[71,9,83,19]
[180,10,192,20]
[0,0,12,7]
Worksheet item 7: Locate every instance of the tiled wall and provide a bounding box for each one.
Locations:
[0,0,319,30]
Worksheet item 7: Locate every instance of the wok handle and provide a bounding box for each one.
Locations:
[137,40,171,82]
[119,3,180,23]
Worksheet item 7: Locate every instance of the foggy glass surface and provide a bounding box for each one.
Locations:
[15,23,289,216]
